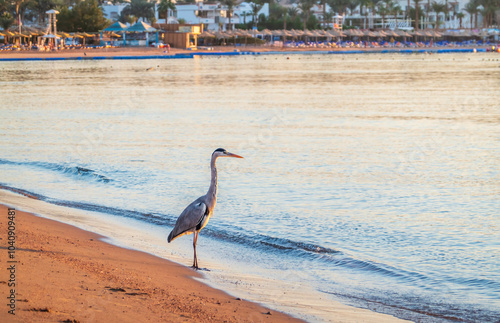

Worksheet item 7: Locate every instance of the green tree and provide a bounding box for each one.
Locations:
[222,0,237,30]
[0,0,9,13]
[298,0,315,30]
[157,0,175,22]
[57,0,108,31]
[250,1,264,28]
[387,0,402,29]
[477,0,497,27]
[431,1,446,29]
[121,0,155,24]
[456,11,464,27]
[413,0,423,29]
[358,0,372,28]
[319,0,327,28]
[377,0,392,28]
[463,0,479,28]
[29,0,55,24]
[0,11,15,30]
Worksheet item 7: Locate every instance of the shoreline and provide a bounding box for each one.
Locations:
[0,45,493,61]
[0,188,410,322]
[0,203,302,322]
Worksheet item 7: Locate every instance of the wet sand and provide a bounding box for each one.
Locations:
[0,204,302,322]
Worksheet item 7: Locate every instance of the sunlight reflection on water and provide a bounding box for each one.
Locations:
[1,53,499,322]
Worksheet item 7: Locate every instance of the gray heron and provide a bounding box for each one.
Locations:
[167,148,243,269]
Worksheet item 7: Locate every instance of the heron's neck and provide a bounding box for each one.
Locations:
[207,156,218,205]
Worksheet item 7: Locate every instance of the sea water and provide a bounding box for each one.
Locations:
[0,53,499,322]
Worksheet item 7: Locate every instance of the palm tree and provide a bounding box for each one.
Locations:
[298,0,315,30]
[386,0,402,29]
[324,9,334,28]
[157,0,175,23]
[30,0,54,25]
[444,0,450,22]
[288,6,300,23]
[222,0,236,31]
[0,12,15,31]
[431,1,446,29]
[463,0,478,29]
[368,0,380,28]
[344,0,361,16]
[12,0,25,32]
[377,1,390,28]
[319,0,328,29]
[358,0,373,29]
[122,0,155,23]
[413,0,423,30]
[250,1,263,29]
[478,0,495,28]
[241,11,250,24]
[456,11,464,28]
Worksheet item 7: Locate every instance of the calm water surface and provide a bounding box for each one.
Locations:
[0,53,499,322]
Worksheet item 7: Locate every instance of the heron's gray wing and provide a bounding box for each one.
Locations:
[168,197,207,243]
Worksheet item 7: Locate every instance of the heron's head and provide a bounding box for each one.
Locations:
[212,148,244,159]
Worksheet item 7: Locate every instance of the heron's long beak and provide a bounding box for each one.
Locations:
[227,152,244,158]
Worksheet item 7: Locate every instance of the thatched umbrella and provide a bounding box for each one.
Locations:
[214,31,230,45]
[239,29,255,46]
[385,30,399,37]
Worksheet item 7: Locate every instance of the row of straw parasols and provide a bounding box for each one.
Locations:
[198,28,498,40]
[0,26,100,42]
[197,28,446,40]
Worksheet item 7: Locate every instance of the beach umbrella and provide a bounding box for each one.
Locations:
[14,32,29,38]
[235,29,252,46]
[58,32,71,38]
[103,21,128,32]
[291,29,303,37]
[396,30,411,37]
[364,31,377,37]
[386,30,400,37]
[433,31,443,38]
[326,30,345,38]
[199,31,214,38]
[213,31,230,45]
[127,21,156,33]
[380,30,389,37]
[261,29,273,36]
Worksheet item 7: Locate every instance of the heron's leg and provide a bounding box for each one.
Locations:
[192,231,199,269]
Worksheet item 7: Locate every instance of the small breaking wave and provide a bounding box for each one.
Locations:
[0,158,111,183]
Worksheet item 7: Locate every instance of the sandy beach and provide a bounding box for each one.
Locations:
[0,189,413,323]
[0,204,302,323]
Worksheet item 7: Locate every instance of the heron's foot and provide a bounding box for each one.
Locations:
[190,265,210,271]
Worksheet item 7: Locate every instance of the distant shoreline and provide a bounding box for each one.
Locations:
[0,45,494,61]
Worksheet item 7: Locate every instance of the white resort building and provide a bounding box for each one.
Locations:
[100,0,492,32]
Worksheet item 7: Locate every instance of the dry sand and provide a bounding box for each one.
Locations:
[0,204,302,323]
